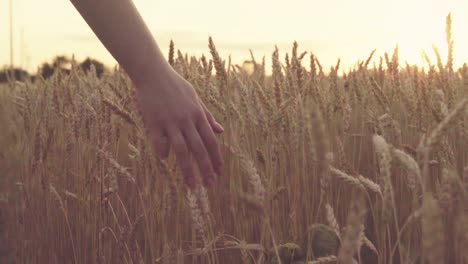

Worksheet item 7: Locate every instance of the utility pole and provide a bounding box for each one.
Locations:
[10,0,14,69]
[21,26,25,69]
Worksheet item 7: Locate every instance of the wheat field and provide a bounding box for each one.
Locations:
[1,17,468,264]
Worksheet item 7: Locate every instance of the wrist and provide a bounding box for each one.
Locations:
[126,53,173,89]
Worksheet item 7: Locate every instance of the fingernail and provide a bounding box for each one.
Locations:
[215,122,224,133]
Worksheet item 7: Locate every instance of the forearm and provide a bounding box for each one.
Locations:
[70,0,170,85]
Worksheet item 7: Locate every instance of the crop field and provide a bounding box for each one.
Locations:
[1,20,468,264]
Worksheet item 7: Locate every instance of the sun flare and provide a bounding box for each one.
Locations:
[0,0,467,70]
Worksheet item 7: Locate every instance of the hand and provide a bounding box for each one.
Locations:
[136,67,224,189]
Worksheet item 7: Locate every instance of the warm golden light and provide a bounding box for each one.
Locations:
[0,0,467,71]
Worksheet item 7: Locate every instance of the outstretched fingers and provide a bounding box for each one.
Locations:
[168,127,196,189]
[184,122,216,187]
[167,102,223,189]
[196,118,223,177]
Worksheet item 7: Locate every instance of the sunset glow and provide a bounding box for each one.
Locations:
[1,0,467,71]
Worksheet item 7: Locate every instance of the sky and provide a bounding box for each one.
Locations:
[0,0,467,72]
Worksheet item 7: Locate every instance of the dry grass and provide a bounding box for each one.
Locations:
[1,15,468,264]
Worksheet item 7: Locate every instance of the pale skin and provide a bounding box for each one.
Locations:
[70,0,224,189]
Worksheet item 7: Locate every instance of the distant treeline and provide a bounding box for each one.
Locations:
[0,56,106,83]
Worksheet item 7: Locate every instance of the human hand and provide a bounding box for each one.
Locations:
[136,67,224,189]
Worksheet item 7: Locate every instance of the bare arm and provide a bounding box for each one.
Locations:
[70,0,168,85]
[70,0,224,188]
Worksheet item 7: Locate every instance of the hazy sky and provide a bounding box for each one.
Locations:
[1,0,467,72]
